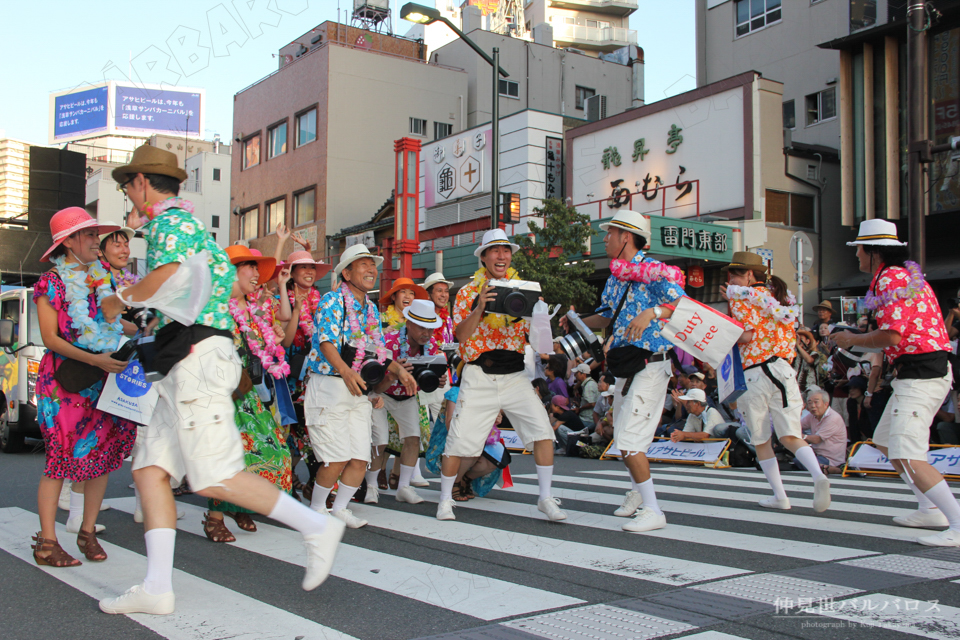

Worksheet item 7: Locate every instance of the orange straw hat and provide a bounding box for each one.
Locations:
[382,277,428,306]
[225,245,277,285]
[41,207,120,262]
[286,250,332,279]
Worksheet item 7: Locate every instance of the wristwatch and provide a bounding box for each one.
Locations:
[653,306,663,320]
[865,391,873,397]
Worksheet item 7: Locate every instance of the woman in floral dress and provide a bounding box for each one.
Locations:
[203,246,293,542]
[32,208,136,566]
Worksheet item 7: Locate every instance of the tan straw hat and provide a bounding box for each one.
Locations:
[112,144,188,184]
[721,251,769,276]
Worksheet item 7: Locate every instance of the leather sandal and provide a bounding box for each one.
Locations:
[389,473,400,491]
[377,468,388,490]
[452,481,469,502]
[202,513,236,543]
[31,533,81,567]
[462,479,476,500]
[76,529,107,562]
[226,512,258,532]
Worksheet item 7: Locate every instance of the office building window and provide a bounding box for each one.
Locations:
[267,198,286,232]
[575,86,596,110]
[296,108,317,147]
[805,87,837,126]
[239,206,259,240]
[850,0,876,31]
[211,215,220,228]
[295,189,315,226]
[765,190,815,229]
[213,168,221,181]
[783,100,795,130]
[409,118,427,136]
[434,122,453,140]
[735,0,781,37]
[499,79,520,98]
[242,134,260,170]
[268,121,287,158]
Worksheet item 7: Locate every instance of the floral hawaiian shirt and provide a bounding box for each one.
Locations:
[142,202,234,331]
[872,265,950,361]
[453,273,528,363]
[597,251,686,353]
[729,284,796,369]
[307,290,383,376]
[383,325,441,397]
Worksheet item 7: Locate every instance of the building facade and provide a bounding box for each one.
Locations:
[520,0,638,54]
[0,137,32,222]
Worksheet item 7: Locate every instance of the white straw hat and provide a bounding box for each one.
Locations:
[846,219,907,247]
[335,244,384,278]
[473,228,520,258]
[599,210,651,237]
[423,272,454,289]
[402,299,443,329]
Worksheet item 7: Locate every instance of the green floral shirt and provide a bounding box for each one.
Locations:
[143,204,235,331]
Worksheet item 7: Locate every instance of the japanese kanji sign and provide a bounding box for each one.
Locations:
[54,86,109,140]
[654,218,731,261]
[545,137,563,200]
[424,128,492,207]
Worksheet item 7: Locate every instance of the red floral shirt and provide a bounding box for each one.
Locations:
[871,265,950,360]
[382,325,439,397]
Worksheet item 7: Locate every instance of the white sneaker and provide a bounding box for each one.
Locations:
[436,499,456,521]
[396,485,424,504]
[918,529,960,547]
[538,497,568,522]
[813,477,831,513]
[410,477,430,488]
[364,485,379,504]
[613,490,644,517]
[65,517,105,534]
[331,508,367,529]
[99,584,175,615]
[133,508,185,524]
[759,496,791,510]
[894,509,950,529]
[302,517,346,591]
[622,506,667,532]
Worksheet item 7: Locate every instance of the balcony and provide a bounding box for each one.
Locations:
[552,24,637,52]
[549,0,637,17]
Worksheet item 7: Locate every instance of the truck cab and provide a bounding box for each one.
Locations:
[0,288,44,452]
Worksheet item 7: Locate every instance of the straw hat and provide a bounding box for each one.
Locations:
[286,250,332,279]
[97,222,135,243]
[473,228,520,257]
[382,277,428,305]
[846,219,907,247]
[721,251,769,277]
[335,244,384,278]
[599,210,652,238]
[402,299,443,329]
[225,245,276,284]
[112,144,188,184]
[41,208,120,262]
[423,272,453,290]
[813,300,834,313]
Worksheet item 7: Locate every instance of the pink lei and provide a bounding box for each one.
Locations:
[340,282,390,373]
[865,261,926,311]
[611,258,686,288]
[229,296,290,378]
[288,285,321,339]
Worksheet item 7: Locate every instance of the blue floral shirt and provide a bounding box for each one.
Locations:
[307,290,384,376]
[597,251,686,353]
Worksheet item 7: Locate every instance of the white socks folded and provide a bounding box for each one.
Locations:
[330,483,359,514]
[268,491,327,536]
[793,445,827,481]
[398,464,415,491]
[68,490,84,523]
[924,481,960,530]
[364,469,379,488]
[439,474,457,502]
[143,528,176,595]
[535,464,554,502]
[636,478,662,515]
[759,457,788,500]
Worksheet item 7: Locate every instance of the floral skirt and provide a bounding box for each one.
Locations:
[386,398,431,456]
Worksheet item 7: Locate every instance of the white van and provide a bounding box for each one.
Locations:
[0,288,44,452]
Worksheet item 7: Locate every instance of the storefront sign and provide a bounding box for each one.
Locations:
[602,439,729,464]
[425,127,492,208]
[648,217,733,262]
[545,137,563,200]
[687,265,704,288]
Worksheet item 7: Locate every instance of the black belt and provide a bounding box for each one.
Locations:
[746,357,788,407]
[385,392,414,402]
[620,352,669,396]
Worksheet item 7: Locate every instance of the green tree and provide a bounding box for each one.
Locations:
[510,198,598,313]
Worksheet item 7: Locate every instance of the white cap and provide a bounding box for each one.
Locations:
[574,363,591,375]
[678,388,707,403]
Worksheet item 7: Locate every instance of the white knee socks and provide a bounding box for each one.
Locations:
[900,473,938,512]
[924,481,960,530]
[330,483,359,513]
[143,528,176,595]
[759,457,788,500]
[415,458,426,479]
[310,484,332,511]
[268,491,327,536]
[68,490,84,523]
[398,464,415,491]
[535,464,554,502]
[439,474,457,502]
[793,445,826,481]
[636,479,662,515]
[364,469,379,488]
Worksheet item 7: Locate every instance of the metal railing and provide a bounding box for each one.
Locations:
[552,24,637,46]
[550,0,638,11]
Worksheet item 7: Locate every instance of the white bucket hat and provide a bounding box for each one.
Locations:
[402,299,443,329]
[98,222,135,243]
[335,243,384,278]
[474,228,520,258]
[599,210,652,238]
[846,219,907,247]
[423,272,454,290]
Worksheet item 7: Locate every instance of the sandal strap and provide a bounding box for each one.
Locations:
[203,514,236,542]
[77,529,106,560]
[32,533,81,567]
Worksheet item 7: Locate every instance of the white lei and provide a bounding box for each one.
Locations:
[51,256,123,353]
[726,284,799,325]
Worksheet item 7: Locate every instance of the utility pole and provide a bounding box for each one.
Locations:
[491,47,500,229]
[907,2,928,269]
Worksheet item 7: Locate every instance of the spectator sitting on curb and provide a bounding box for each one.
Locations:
[548,395,587,454]
[574,364,599,427]
[670,389,733,442]
[593,373,615,426]
[796,389,847,475]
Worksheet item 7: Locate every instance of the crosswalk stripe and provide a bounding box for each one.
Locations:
[676,633,755,640]
[0,507,358,640]
[808,592,960,639]
[413,488,876,562]
[492,478,919,543]
[360,500,750,586]
[515,474,911,517]
[105,498,585,621]
[589,467,920,492]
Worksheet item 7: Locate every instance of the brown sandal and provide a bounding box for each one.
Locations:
[77,529,107,562]
[452,480,469,502]
[302,479,314,502]
[389,473,400,490]
[226,512,257,532]
[203,513,236,543]
[377,468,389,490]
[462,479,476,500]
[31,533,81,567]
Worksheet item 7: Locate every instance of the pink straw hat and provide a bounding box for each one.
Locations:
[286,250,332,278]
[41,207,120,262]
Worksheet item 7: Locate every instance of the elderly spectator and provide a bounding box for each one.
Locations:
[593,373,615,425]
[548,395,587,454]
[670,389,729,442]
[797,389,847,474]
[574,364,599,426]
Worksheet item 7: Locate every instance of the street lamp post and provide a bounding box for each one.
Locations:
[400,2,509,229]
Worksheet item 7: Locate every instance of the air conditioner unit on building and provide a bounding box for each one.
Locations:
[586,95,607,123]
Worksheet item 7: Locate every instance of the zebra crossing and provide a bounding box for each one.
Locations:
[2,462,960,640]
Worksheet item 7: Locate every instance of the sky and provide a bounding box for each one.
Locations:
[0,0,696,146]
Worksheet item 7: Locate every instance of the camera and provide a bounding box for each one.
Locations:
[340,343,388,392]
[557,310,605,362]
[407,354,449,393]
[477,279,542,318]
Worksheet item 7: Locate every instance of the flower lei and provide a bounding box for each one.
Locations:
[611,258,686,288]
[864,261,926,311]
[471,266,520,329]
[340,282,390,373]
[289,285,321,339]
[726,284,799,324]
[229,296,290,378]
[51,256,123,353]
[431,306,454,349]
[382,305,406,330]
[144,197,194,220]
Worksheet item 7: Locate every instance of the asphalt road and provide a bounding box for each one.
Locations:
[1,440,959,640]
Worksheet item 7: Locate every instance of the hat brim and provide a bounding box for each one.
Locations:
[41,220,121,262]
[425,278,454,289]
[99,227,135,243]
[598,220,652,235]
[334,253,384,278]
[474,241,520,258]
[112,163,188,184]
[287,260,332,279]
[384,282,429,304]
[231,255,277,285]
[720,263,769,274]
[402,307,443,328]
[846,239,908,247]
[812,304,833,312]
[677,394,703,402]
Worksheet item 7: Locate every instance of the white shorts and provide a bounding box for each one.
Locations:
[419,380,449,423]
[304,374,373,464]
[612,359,672,454]
[131,336,245,492]
[370,403,389,448]
[445,364,554,458]
[738,358,804,445]
[874,371,952,461]
[382,395,422,440]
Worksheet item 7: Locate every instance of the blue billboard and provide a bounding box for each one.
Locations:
[114,86,202,135]
[54,86,108,140]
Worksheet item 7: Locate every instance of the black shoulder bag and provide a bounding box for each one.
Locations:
[604,281,652,379]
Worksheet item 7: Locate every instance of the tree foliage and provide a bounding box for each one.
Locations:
[510,198,599,313]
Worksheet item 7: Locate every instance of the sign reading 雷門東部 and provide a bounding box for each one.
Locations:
[647,216,733,262]
[570,85,746,220]
[424,126,492,208]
